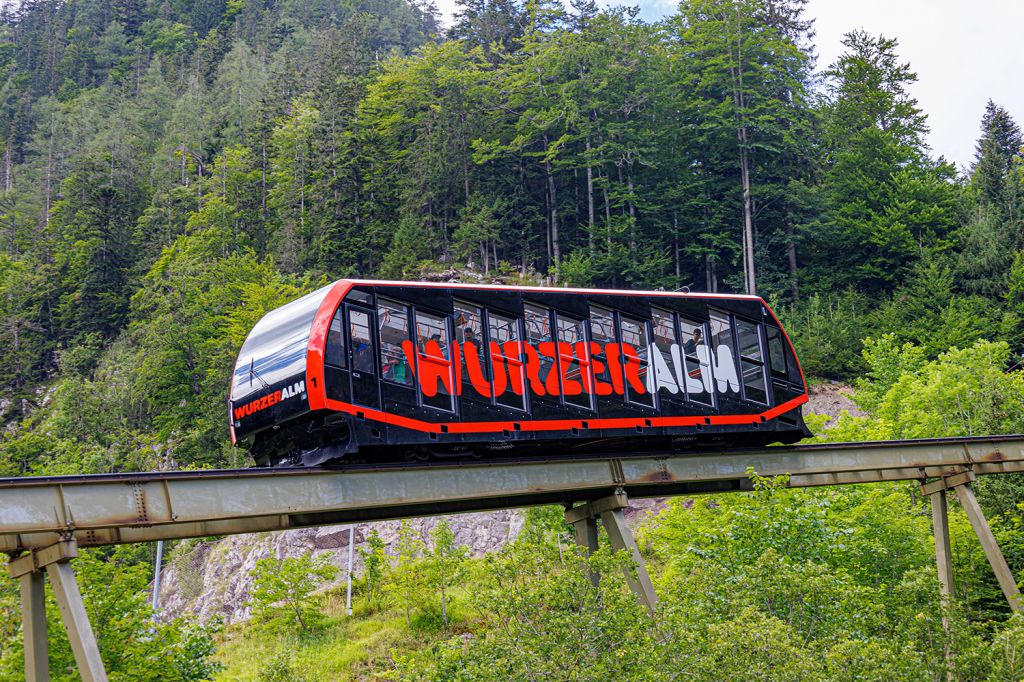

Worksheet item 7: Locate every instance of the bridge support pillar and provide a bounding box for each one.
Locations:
[8,539,109,682]
[922,471,1022,613]
[565,491,658,614]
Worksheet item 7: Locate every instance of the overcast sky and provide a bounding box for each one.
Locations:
[432,0,1024,170]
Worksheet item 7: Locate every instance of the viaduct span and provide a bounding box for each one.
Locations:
[3,435,1024,681]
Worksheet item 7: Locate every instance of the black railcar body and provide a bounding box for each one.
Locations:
[229,280,811,466]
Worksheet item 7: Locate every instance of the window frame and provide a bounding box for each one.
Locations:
[733,314,771,406]
[487,308,528,412]
[678,315,715,408]
[411,306,457,414]
[377,298,413,387]
[554,310,594,411]
[618,313,657,409]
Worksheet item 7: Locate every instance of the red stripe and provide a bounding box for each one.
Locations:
[306,281,355,411]
[321,395,809,435]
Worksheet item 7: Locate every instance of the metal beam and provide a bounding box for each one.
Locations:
[954,484,1023,613]
[19,571,48,682]
[930,490,955,600]
[565,493,659,614]
[599,507,659,615]
[46,562,107,682]
[0,436,1022,551]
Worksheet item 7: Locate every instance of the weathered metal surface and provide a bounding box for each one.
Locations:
[48,559,108,682]
[20,572,47,682]
[0,435,1022,552]
[955,484,1023,613]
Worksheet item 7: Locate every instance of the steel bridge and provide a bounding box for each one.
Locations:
[4,435,1024,681]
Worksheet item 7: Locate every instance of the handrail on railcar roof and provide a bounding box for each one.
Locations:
[338,278,765,301]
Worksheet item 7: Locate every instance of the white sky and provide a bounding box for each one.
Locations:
[432,0,1024,170]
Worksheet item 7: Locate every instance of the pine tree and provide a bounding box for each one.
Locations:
[972,100,1023,211]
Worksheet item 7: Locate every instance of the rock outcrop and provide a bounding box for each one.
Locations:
[156,510,525,624]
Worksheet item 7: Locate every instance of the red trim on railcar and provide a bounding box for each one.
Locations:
[760,299,809,398]
[306,280,355,412]
[346,278,761,301]
[317,394,808,435]
[302,279,808,437]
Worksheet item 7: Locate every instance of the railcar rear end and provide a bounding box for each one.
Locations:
[229,280,810,466]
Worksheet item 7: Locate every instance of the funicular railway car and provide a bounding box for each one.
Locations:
[229,280,811,467]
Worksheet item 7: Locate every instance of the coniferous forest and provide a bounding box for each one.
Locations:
[2,0,1024,679]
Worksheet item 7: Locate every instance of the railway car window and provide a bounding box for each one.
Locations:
[737,319,762,362]
[679,318,712,405]
[651,308,679,396]
[488,312,526,411]
[709,311,741,396]
[378,300,412,386]
[455,303,488,393]
[736,318,768,404]
[589,307,617,398]
[619,316,654,407]
[325,308,346,368]
[524,304,554,387]
[414,310,455,412]
[349,309,374,374]
[766,326,787,376]
[556,313,593,409]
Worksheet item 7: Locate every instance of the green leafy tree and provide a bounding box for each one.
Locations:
[358,528,390,612]
[387,520,426,627]
[425,519,469,628]
[248,551,338,633]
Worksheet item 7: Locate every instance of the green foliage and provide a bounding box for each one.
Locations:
[386,521,428,628]
[832,338,1024,441]
[778,290,869,379]
[358,529,390,612]
[248,552,338,633]
[0,547,221,681]
[423,520,469,629]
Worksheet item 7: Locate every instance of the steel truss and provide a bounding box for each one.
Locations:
[3,434,1024,680]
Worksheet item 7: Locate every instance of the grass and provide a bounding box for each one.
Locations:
[214,582,482,681]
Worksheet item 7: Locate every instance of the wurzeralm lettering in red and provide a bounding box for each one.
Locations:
[233,379,306,421]
[404,340,646,399]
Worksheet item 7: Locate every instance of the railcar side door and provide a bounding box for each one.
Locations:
[346,304,381,409]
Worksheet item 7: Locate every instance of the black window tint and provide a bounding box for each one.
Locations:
[650,308,680,397]
[455,303,488,391]
[524,304,554,389]
[414,310,454,412]
[736,318,768,405]
[766,326,787,375]
[349,309,374,374]
[679,317,713,405]
[325,307,345,368]
[742,360,768,404]
[589,307,617,398]
[378,300,412,385]
[709,311,740,397]
[619,316,654,407]
[489,311,526,411]
[737,319,762,362]
[556,313,592,409]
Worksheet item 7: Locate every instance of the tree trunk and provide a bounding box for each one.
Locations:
[627,168,636,253]
[730,19,756,295]
[585,139,595,256]
[673,211,680,282]
[786,216,798,300]
[440,578,448,629]
[543,135,560,272]
[602,181,612,250]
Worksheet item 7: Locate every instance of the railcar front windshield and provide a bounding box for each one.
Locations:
[231,283,334,402]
